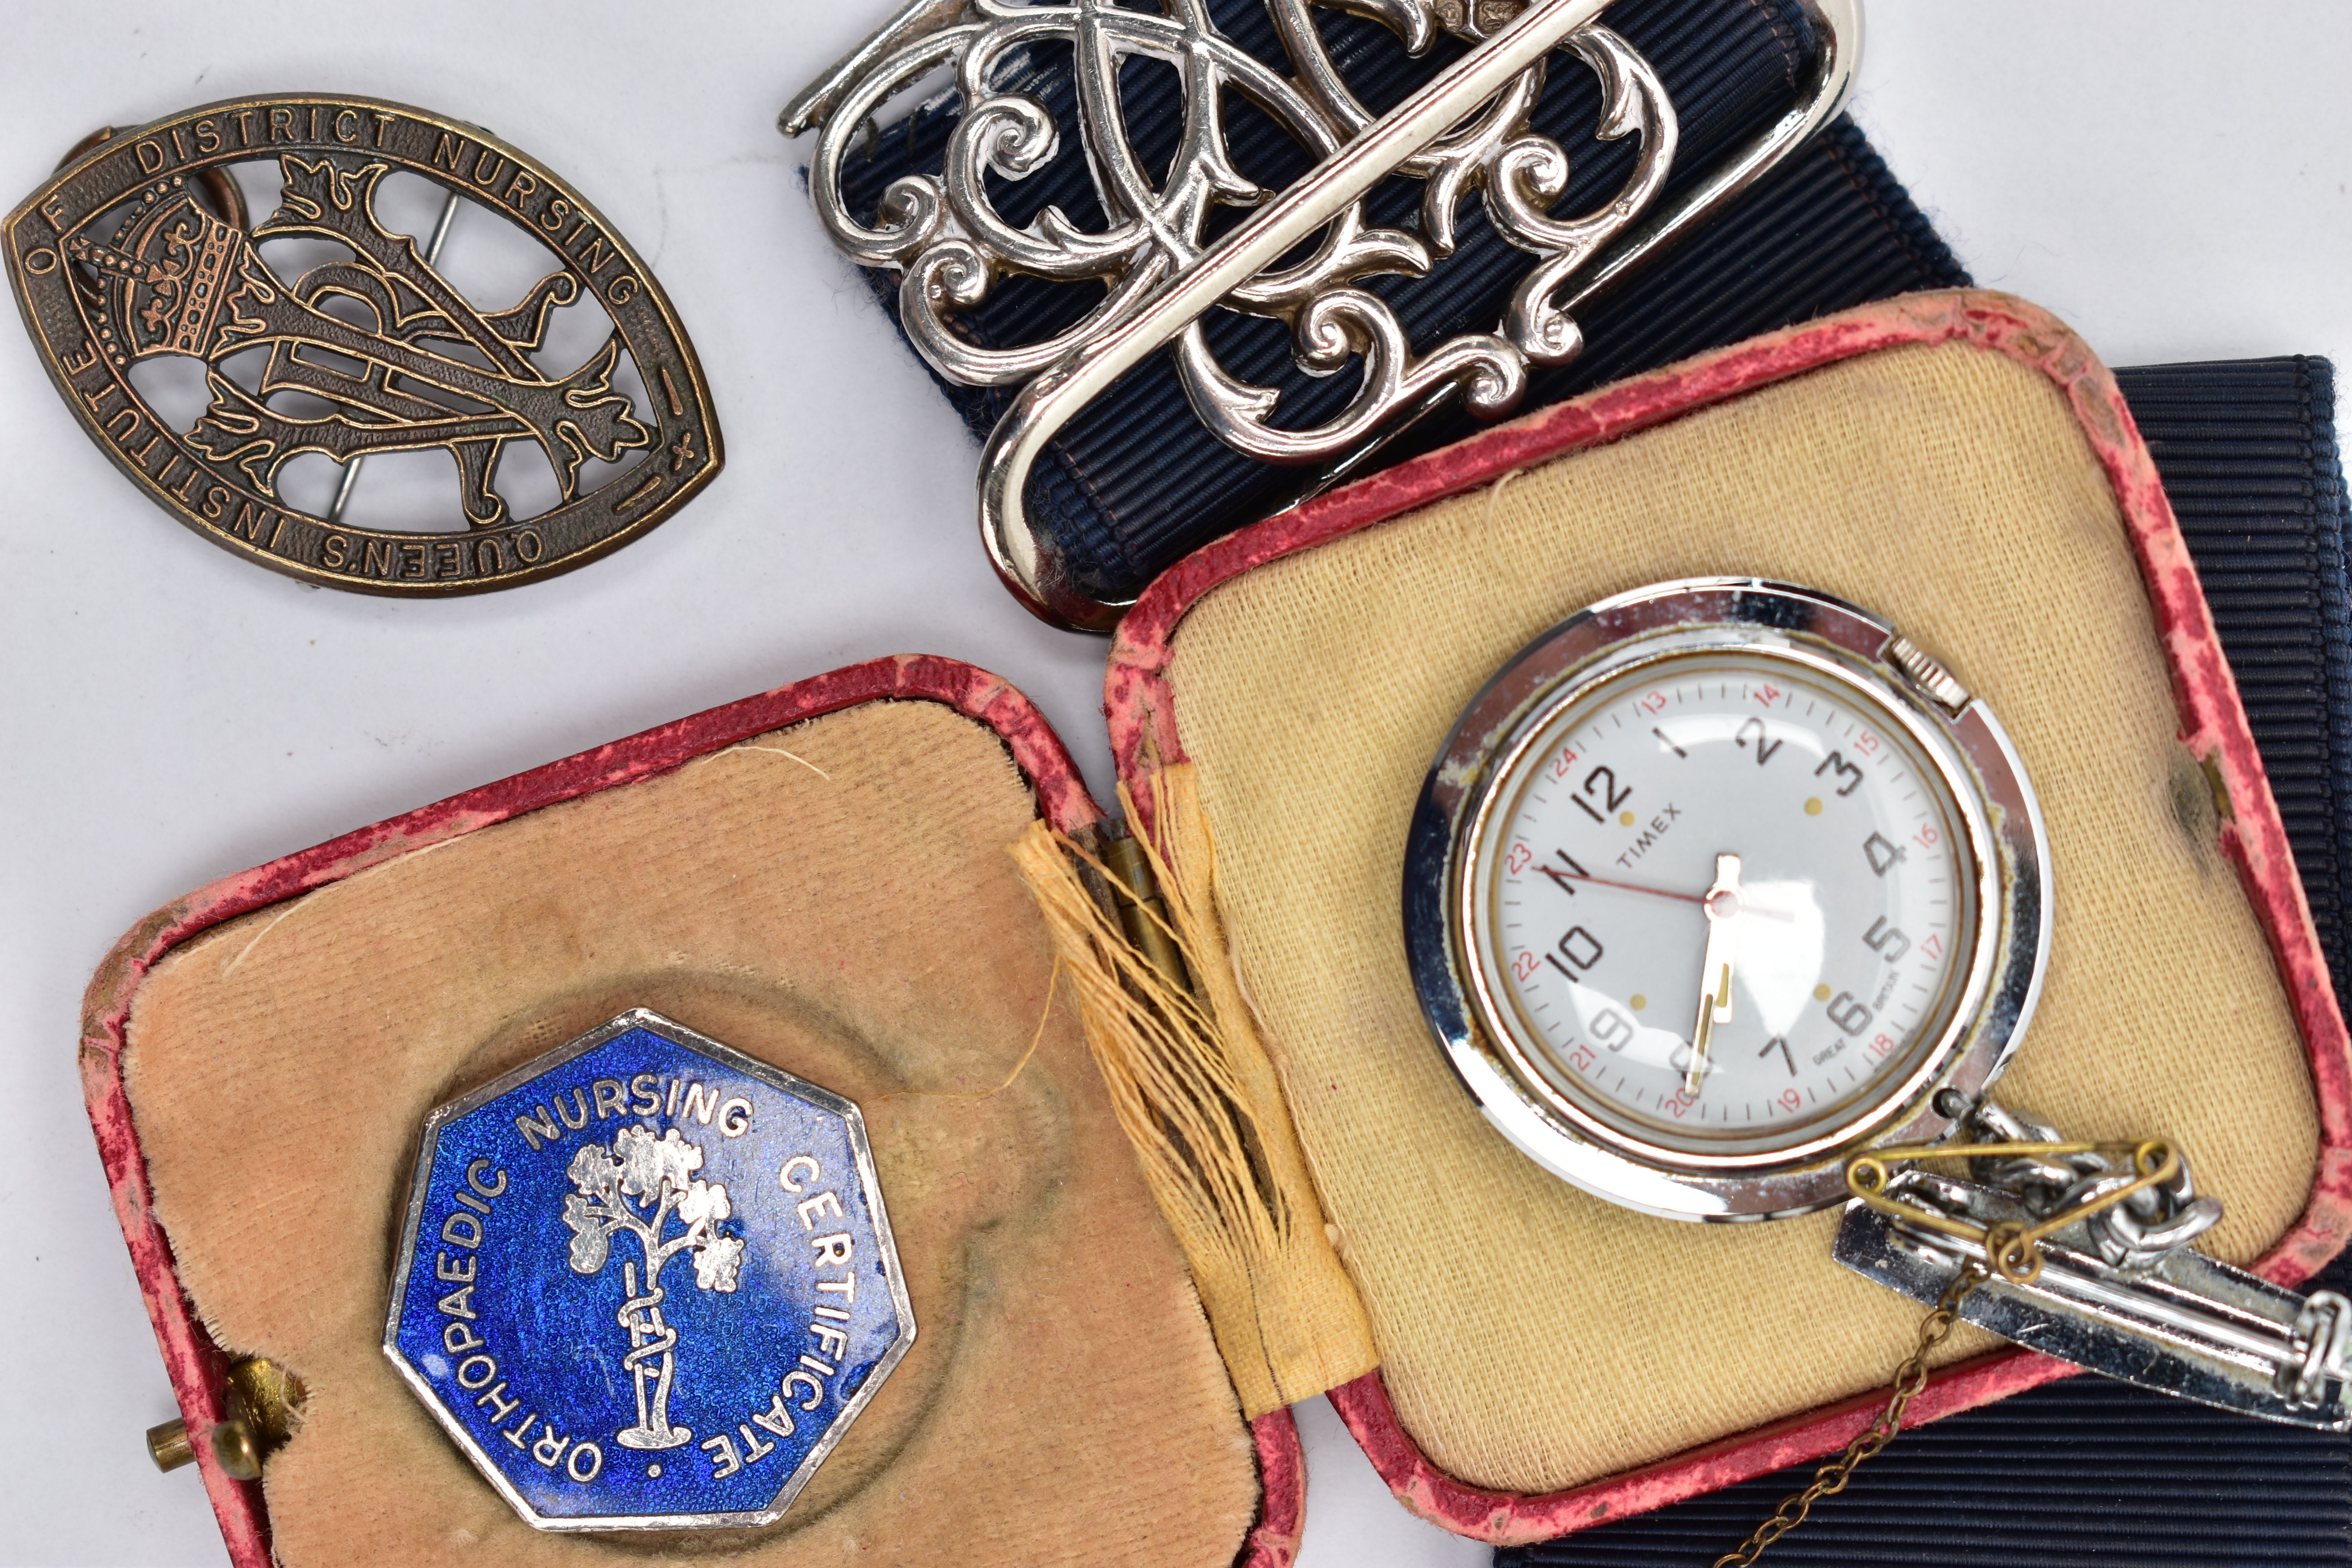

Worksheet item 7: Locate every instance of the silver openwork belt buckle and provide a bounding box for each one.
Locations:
[1835,1097,2352,1431]
[782,0,1858,629]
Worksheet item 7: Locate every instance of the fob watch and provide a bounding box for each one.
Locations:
[1406,578,2052,1220]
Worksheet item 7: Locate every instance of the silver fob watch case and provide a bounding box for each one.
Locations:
[1404,578,2053,1220]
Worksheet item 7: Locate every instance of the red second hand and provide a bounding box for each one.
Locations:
[1563,871,1703,904]
[1558,869,1797,922]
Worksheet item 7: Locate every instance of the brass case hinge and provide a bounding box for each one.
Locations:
[1095,826,1194,995]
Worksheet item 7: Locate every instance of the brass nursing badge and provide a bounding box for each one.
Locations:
[4,95,721,593]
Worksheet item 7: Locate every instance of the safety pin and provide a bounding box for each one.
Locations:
[1847,1139,2179,1284]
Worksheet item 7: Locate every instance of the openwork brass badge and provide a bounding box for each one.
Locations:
[4,96,721,593]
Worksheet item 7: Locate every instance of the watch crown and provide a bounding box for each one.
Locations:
[1886,635,1970,715]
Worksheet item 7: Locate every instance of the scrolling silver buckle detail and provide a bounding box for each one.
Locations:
[1834,1096,2352,1430]
[780,0,1862,631]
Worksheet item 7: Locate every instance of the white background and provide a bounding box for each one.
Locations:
[4,4,2349,1563]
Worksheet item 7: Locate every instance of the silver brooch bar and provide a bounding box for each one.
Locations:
[1834,1102,2352,1431]
[783,0,1861,630]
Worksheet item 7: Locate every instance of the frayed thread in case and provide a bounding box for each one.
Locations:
[1010,766,1377,1418]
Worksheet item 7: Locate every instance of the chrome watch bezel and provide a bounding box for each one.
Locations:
[1403,578,2052,1220]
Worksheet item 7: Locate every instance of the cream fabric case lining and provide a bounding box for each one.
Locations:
[119,700,1261,1568]
[1157,339,2319,1494]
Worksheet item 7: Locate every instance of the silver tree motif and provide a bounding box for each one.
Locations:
[561,1126,746,1450]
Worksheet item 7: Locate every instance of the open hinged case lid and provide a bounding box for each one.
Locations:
[83,657,1301,1567]
[1055,288,2352,1542]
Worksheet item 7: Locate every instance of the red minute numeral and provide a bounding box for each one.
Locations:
[1568,1044,1596,1074]
[1666,1091,1693,1118]
[1921,933,1944,962]
[1913,824,1939,850]
[1868,1032,1896,1060]
[1779,1088,1802,1111]
[1755,683,1782,706]
[1638,690,1667,716]
[1553,746,1580,779]
[1512,951,1539,982]
[1852,731,1882,757]
[1506,842,1532,875]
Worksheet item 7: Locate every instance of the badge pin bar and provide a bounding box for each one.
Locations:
[1834,1098,2352,1430]
[784,0,1860,630]
[324,183,463,526]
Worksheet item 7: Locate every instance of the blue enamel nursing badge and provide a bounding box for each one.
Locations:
[385,1009,914,1530]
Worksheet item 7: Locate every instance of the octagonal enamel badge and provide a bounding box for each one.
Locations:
[386,1010,913,1530]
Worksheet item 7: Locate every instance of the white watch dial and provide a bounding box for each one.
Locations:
[1470,649,1978,1158]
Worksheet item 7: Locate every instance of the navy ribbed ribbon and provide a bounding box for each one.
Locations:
[832,0,1968,604]
[1496,359,2352,1568]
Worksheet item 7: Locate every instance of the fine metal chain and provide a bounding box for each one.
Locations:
[1711,1263,1987,1568]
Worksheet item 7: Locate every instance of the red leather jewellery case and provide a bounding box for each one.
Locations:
[85,660,1302,1568]
[81,289,2351,1563]
[1089,288,2352,1543]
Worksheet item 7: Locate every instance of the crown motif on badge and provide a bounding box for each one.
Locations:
[67,182,246,362]
[784,0,1855,627]
[385,1010,914,1530]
